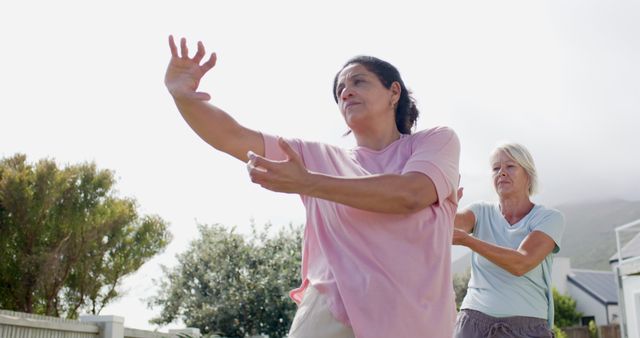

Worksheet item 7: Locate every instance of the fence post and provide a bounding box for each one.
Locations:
[599,323,621,338]
[169,328,201,337]
[563,326,590,338]
[169,327,202,338]
[80,315,125,338]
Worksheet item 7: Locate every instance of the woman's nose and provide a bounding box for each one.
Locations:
[341,86,354,101]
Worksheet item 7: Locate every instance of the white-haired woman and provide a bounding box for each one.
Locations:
[453,143,565,338]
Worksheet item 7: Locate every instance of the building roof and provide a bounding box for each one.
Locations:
[567,269,618,305]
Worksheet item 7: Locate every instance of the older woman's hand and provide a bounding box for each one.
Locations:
[452,228,471,246]
[247,138,314,194]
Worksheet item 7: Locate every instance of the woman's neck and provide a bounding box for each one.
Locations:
[354,126,402,151]
[499,195,534,225]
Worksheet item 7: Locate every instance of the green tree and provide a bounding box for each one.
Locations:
[0,154,171,318]
[553,288,582,328]
[149,222,302,338]
[453,268,471,310]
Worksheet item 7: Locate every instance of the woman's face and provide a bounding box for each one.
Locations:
[335,64,399,133]
[491,150,530,198]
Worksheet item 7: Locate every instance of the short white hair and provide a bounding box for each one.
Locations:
[491,142,538,195]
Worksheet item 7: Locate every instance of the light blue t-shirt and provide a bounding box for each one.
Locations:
[460,201,565,327]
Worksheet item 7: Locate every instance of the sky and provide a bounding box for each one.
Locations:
[2,0,639,332]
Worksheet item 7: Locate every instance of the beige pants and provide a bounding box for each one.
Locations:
[288,285,355,338]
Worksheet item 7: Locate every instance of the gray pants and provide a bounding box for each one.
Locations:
[454,309,554,338]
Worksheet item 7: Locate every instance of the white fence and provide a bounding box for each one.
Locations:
[614,218,640,338]
[0,309,200,338]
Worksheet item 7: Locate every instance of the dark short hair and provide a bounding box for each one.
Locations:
[332,56,419,134]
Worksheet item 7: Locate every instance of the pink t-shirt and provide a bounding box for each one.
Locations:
[262,126,460,338]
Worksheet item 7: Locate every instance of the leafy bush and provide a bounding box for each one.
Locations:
[588,319,599,338]
[453,268,471,310]
[553,288,582,328]
[553,325,568,338]
[150,222,302,338]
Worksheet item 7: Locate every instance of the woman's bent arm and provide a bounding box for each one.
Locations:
[248,140,441,214]
[454,209,475,233]
[303,171,438,214]
[453,230,556,276]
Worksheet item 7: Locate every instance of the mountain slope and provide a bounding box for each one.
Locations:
[554,199,640,271]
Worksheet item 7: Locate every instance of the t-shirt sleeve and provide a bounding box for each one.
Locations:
[261,132,303,162]
[401,127,461,205]
[467,202,488,237]
[531,209,565,253]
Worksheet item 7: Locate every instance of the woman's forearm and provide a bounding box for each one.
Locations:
[304,171,438,214]
[173,97,263,161]
[460,230,555,277]
[462,237,530,276]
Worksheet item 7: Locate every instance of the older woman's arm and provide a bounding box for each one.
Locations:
[453,230,556,276]
[454,209,476,233]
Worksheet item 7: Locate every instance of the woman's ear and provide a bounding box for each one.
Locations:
[391,81,401,105]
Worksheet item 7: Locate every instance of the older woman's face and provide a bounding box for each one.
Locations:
[491,150,530,198]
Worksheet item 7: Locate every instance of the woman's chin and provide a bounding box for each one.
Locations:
[345,115,369,131]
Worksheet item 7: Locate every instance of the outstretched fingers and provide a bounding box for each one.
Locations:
[166,35,216,101]
[168,35,216,70]
[201,52,217,73]
[168,35,178,57]
[180,37,189,59]
[193,41,206,63]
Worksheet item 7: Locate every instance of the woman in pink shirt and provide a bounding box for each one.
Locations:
[165,35,460,338]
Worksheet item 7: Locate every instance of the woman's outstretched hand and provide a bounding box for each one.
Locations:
[247,138,314,195]
[165,35,217,101]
